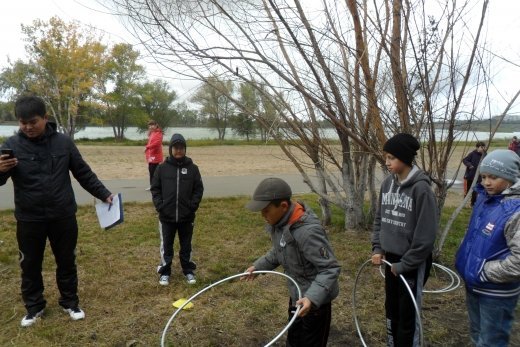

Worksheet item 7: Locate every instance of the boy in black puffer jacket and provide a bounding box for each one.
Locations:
[0,96,113,327]
[151,134,204,285]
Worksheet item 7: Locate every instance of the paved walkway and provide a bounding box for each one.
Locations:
[0,174,313,210]
[0,171,463,211]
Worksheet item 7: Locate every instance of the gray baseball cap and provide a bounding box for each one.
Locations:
[245,177,292,211]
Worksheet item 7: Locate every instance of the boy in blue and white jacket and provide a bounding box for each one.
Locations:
[456,149,520,347]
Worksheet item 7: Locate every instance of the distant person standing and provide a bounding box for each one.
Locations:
[508,136,520,156]
[144,120,163,190]
[151,134,203,286]
[462,141,486,207]
[0,95,113,327]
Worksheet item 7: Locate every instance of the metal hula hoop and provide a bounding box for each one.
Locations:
[423,263,460,294]
[161,270,303,347]
[353,259,424,347]
[378,262,461,294]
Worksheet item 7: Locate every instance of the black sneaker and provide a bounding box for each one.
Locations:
[21,309,44,327]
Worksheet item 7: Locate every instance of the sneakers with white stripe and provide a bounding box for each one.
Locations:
[63,307,85,321]
[186,273,196,285]
[159,275,170,286]
[20,309,44,327]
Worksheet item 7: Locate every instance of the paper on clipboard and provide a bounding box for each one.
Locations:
[95,193,124,230]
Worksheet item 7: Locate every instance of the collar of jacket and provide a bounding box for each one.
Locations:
[18,122,57,142]
[165,156,192,167]
[272,201,305,229]
[476,180,520,202]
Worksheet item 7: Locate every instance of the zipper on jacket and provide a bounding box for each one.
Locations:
[176,167,180,222]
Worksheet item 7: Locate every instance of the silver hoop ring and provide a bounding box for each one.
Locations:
[423,263,460,293]
[353,259,424,347]
[379,262,460,293]
[161,270,303,347]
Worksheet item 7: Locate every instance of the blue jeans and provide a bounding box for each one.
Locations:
[466,290,519,347]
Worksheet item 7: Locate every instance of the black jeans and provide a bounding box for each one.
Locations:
[384,253,430,347]
[17,216,79,314]
[286,300,332,347]
[148,163,159,186]
[464,177,478,207]
[158,221,196,276]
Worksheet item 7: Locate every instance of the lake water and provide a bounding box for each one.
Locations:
[0,125,517,141]
[0,125,228,141]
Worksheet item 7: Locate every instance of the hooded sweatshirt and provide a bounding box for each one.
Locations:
[372,166,438,274]
[455,181,520,298]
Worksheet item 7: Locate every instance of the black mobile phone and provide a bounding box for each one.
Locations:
[1,149,14,159]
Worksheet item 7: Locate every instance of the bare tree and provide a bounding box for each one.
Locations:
[106,0,517,240]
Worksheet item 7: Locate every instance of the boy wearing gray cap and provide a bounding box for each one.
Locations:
[242,177,341,347]
[456,149,520,347]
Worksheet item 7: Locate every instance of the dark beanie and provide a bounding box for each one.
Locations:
[383,133,420,166]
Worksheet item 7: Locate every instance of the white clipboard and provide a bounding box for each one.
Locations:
[95,193,124,230]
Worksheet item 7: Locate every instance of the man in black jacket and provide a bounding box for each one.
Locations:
[151,133,203,286]
[0,96,113,327]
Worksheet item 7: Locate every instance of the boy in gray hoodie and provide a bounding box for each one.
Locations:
[371,133,438,347]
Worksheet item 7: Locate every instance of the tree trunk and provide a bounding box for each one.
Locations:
[314,164,332,226]
[367,155,378,223]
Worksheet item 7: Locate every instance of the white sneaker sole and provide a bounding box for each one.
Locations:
[20,309,44,327]
[63,308,85,321]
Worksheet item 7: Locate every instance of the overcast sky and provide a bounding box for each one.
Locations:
[0,0,201,100]
[1,0,519,111]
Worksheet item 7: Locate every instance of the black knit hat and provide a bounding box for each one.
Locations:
[383,133,420,166]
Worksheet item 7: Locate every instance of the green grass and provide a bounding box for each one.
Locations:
[0,196,518,346]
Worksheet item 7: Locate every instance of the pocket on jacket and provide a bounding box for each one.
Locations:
[51,151,68,173]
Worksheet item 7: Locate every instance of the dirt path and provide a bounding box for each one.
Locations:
[80,144,473,180]
[79,145,300,180]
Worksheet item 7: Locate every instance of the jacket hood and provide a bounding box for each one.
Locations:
[390,165,431,189]
[504,179,520,196]
[169,133,186,157]
[18,121,57,141]
[48,122,58,132]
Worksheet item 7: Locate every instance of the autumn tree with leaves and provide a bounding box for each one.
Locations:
[3,17,106,137]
